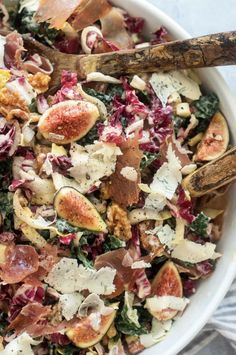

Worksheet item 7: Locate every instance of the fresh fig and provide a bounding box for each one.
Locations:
[149,261,183,321]
[66,303,118,348]
[54,186,107,232]
[38,100,99,144]
[195,112,229,161]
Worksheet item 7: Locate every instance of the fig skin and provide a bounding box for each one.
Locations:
[150,261,183,321]
[195,112,229,161]
[54,186,107,232]
[38,100,99,145]
[66,304,117,348]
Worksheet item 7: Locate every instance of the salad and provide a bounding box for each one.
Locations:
[0,0,230,354]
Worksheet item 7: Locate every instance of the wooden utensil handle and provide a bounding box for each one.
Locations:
[183,147,236,197]
[77,31,236,77]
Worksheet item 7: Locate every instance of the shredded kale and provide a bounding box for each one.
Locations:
[49,344,79,355]
[192,93,219,133]
[29,98,38,113]
[0,160,12,190]
[190,212,210,237]
[85,85,124,106]
[103,235,125,252]
[115,304,150,336]
[141,152,159,169]
[77,247,93,269]
[173,115,188,134]
[77,124,99,145]
[55,219,79,234]
[14,8,60,46]
[0,192,13,231]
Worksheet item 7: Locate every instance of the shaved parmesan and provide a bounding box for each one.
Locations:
[173,218,186,245]
[131,261,151,269]
[144,192,166,211]
[19,0,39,12]
[78,293,114,318]
[130,75,147,91]
[145,295,189,313]
[150,144,182,200]
[150,71,201,107]
[140,319,172,348]
[45,258,116,295]
[171,240,221,263]
[59,293,84,321]
[0,332,41,355]
[86,72,122,84]
[89,312,102,331]
[120,167,138,182]
[69,142,122,194]
[146,224,175,249]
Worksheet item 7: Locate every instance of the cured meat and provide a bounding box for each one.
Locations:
[0,245,39,284]
[35,0,111,31]
[4,32,25,69]
[69,0,112,31]
[8,302,51,336]
[100,7,133,49]
[109,137,142,207]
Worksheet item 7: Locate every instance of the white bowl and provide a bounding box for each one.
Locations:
[112,0,236,353]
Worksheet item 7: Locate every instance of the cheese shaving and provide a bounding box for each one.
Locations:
[150,71,201,107]
[171,239,221,263]
[86,72,122,84]
[0,332,41,355]
[59,293,84,321]
[145,295,189,313]
[44,258,116,295]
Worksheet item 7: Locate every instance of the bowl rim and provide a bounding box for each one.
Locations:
[112,0,236,353]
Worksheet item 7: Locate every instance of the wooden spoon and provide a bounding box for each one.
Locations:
[183,147,236,197]
[20,31,236,89]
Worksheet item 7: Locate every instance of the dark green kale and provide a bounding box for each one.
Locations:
[141,152,159,169]
[0,160,12,190]
[173,115,188,135]
[192,93,219,134]
[77,246,93,269]
[190,212,210,238]
[14,9,60,46]
[85,85,124,106]
[77,124,99,145]
[115,304,151,336]
[49,344,79,355]
[0,192,13,231]
[29,98,38,113]
[55,218,79,234]
[103,235,125,252]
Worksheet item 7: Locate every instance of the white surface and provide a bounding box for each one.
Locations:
[112,0,236,354]
[148,0,236,96]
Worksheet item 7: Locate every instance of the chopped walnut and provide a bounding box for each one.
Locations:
[100,181,112,200]
[48,303,62,326]
[107,203,132,241]
[139,221,165,258]
[127,339,145,354]
[28,72,51,94]
[0,87,29,118]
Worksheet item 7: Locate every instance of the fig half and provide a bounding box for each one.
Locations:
[195,112,229,161]
[149,261,183,321]
[54,186,107,232]
[66,303,118,348]
[38,100,99,144]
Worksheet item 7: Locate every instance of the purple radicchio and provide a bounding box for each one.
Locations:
[0,120,21,161]
[124,15,145,34]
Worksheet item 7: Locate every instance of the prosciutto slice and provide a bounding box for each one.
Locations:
[4,32,25,69]
[109,137,142,207]
[0,245,39,284]
[35,0,111,30]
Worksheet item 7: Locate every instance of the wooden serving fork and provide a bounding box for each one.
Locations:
[20,31,236,89]
[183,147,236,196]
